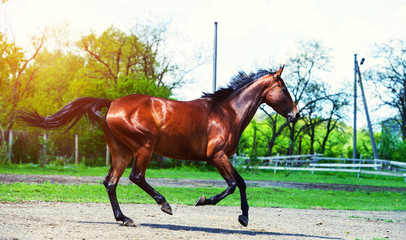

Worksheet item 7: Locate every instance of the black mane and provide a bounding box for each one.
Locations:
[202,69,275,101]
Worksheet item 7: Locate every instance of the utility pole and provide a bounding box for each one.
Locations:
[356,57,379,159]
[353,54,357,160]
[213,22,218,92]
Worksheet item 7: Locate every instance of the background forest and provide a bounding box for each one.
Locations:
[1,22,405,167]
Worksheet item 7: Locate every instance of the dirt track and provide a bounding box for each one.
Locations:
[0,202,405,240]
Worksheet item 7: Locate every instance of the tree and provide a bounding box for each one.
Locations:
[257,41,335,155]
[0,33,44,132]
[76,25,179,99]
[0,33,45,164]
[319,92,349,153]
[378,121,406,162]
[258,107,289,155]
[300,81,328,154]
[367,39,406,139]
[6,22,202,165]
[282,40,333,155]
[257,40,350,156]
[0,33,21,132]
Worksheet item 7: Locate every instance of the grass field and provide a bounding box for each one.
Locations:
[1,163,406,210]
[1,163,406,188]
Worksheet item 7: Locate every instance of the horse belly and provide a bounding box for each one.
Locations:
[154,127,207,161]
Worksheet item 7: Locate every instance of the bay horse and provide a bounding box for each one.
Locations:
[17,66,299,227]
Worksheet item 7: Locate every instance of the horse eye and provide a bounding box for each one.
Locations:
[282,88,288,93]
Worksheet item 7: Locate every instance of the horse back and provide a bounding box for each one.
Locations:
[106,94,213,160]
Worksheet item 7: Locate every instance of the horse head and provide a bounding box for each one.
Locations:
[264,66,300,122]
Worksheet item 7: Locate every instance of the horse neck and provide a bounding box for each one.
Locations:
[226,78,269,133]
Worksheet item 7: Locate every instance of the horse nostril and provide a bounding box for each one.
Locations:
[295,113,300,119]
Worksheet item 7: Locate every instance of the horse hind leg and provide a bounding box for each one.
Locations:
[103,124,135,226]
[129,147,172,215]
[104,166,134,226]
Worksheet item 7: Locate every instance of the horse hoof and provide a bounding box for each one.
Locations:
[194,196,206,206]
[160,202,173,215]
[122,218,135,227]
[238,215,248,227]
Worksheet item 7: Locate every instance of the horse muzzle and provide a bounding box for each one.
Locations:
[287,112,300,123]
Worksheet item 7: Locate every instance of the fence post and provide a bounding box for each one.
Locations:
[41,133,47,167]
[357,155,362,178]
[105,144,110,166]
[374,158,380,171]
[75,134,79,165]
[274,153,279,174]
[7,130,13,163]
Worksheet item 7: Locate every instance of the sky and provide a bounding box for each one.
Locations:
[1,0,406,128]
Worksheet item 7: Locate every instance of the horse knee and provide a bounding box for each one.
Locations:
[103,179,117,193]
[238,180,246,191]
[129,172,144,185]
[227,182,237,194]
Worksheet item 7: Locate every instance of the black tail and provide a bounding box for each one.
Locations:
[17,97,112,131]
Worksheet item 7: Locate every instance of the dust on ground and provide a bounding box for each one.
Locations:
[0,202,405,240]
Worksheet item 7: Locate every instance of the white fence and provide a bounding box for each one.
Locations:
[232,154,406,182]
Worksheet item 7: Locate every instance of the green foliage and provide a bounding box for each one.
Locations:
[103,75,172,99]
[318,121,352,157]
[20,51,84,116]
[77,129,106,166]
[238,114,357,159]
[0,145,8,165]
[378,130,406,162]
[0,33,25,128]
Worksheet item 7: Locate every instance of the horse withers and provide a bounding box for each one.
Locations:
[17,66,299,227]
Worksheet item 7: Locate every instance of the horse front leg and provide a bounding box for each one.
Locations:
[194,153,249,226]
[234,170,249,226]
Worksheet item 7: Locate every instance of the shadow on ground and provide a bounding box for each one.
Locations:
[141,223,344,240]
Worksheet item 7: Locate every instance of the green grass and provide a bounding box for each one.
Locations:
[0,163,110,177]
[1,182,405,210]
[1,163,405,188]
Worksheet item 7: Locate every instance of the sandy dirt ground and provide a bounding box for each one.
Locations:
[0,201,405,240]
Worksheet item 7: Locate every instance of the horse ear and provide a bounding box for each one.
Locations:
[275,65,285,76]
